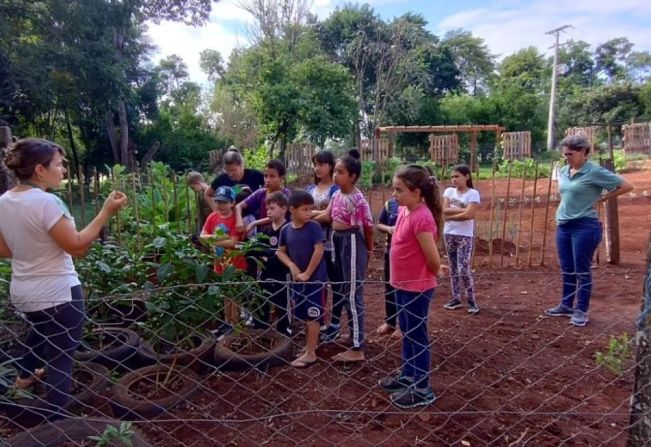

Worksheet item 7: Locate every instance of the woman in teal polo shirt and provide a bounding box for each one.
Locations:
[545,134,633,327]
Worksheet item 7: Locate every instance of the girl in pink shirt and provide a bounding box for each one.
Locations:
[315,149,373,362]
[380,165,447,409]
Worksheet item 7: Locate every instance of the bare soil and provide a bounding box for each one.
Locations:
[2,171,648,446]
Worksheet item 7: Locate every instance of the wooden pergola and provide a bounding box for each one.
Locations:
[375,124,505,171]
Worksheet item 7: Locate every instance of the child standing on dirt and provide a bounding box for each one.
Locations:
[442,165,481,314]
[200,186,247,339]
[235,159,290,231]
[375,197,401,338]
[379,165,446,409]
[306,150,339,332]
[246,191,291,335]
[315,149,374,363]
[277,190,328,368]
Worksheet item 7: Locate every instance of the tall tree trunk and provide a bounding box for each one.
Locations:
[64,109,81,185]
[117,100,132,171]
[105,111,120,163]
[140,141,160,166]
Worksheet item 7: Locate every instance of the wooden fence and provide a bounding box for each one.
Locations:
[622,122,651,155]
[564,126,599,154]
[428,134,459,166]
[360,138,391,163]
[502,131,531,160]
[285,142,317,178]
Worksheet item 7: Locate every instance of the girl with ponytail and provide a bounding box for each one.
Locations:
[378,164,447,409]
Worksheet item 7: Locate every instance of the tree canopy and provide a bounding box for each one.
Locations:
[1,0,650,175]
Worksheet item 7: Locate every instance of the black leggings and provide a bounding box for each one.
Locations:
[17,286,85,418]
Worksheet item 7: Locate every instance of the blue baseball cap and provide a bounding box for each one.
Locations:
[214,186,236,203]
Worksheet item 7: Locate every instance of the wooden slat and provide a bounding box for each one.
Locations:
[378,124,505,134]
[502,131,531,160]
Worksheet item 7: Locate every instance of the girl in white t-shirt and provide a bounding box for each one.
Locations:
[442,165,480,314]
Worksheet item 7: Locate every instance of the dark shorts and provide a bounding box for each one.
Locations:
[292,283,324,321]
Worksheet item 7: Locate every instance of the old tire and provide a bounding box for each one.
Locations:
[3,418,151,447]
[213,329,293,371]
[110,364,199,420]
[75,327,140,370]
[0,362,111,427]
[135,335,215,372]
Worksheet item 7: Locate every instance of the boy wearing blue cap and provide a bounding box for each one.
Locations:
[200,186,246,339]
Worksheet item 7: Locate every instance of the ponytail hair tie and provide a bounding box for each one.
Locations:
[428,175,438,187]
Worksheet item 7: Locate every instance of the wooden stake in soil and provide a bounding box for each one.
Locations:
[93,167,100,216]
[173,172,179,233]
[540,161,555,266]
[148,168,156,238]
[500,161,513,269]
[488,159,497,269]
[514,165,527,268]
[527,162,539,267]
[132,170,142,252]
[77,166,86,227]
[603,158,621,264]
[185,177,192,234]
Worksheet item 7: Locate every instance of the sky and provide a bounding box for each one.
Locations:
[147,0,651,85]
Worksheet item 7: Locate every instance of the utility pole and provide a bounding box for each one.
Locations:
[545,24,573,151]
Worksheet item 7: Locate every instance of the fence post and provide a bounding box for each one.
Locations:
[602,158,620,265]
[627,236,651,446]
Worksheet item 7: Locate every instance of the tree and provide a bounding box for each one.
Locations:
[595,37,634,83]
[441,29,495,95]
[199,49,225,82]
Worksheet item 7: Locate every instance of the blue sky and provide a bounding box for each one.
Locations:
[147,0,651,84]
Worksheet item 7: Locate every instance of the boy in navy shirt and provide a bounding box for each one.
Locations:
[247,191,291,335]
[277,190,327,368]
[375,197,400,338]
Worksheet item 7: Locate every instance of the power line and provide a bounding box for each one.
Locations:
[546,24,574,152]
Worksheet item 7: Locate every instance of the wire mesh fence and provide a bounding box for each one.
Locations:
[0,265,647,446]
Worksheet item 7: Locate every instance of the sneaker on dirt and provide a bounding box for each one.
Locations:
[467,301,480,314]
[379,374,412,393]
[390,387,436,409]
[544,303,574,317]
[443,299,462,310]
[570,309,590,327]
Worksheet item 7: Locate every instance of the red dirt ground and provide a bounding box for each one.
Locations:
[134,170,649,446]
[2,172,649,446]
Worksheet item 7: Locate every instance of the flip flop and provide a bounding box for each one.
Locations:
[332,352,365,363]
[14,368,46,390]
[291,358,318,368]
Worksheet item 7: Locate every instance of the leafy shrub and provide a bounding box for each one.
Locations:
[595,333,631,376]
[244,147,269,171]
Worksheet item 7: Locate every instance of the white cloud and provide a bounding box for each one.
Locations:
[436,0,651,61]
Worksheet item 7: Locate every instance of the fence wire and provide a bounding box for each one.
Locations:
[0,269,647,447]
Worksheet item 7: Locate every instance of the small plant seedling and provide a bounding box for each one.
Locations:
[87,421,134,447]
[595,333,631,376]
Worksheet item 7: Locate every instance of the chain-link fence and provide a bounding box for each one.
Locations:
[0,264,647,446]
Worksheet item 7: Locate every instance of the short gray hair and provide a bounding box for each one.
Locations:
[560,134,591,154]
[222,146,244,166]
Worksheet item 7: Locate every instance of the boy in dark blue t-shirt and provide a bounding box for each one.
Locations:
[375,197,400,338]
[277,189,327,368]
[247,191,291,335]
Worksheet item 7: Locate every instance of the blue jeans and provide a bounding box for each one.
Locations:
[396,288,435,390]
[557,217,602,312]
[17,286,85,419]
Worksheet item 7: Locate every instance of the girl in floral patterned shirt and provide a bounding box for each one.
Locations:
[315,149,373,362]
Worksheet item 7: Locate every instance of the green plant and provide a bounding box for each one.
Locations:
[138,228,265,349]
[243,147,269,171]
[87,421,135,447]
[0,259,10,301]
[595,333,631,376]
